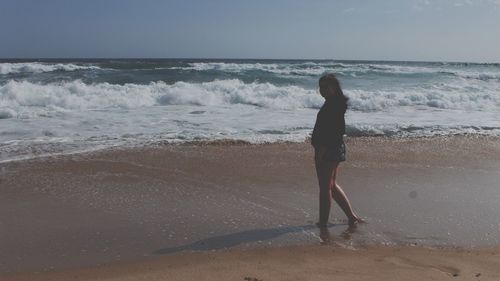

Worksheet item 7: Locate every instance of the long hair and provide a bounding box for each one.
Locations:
[319,74,348,112]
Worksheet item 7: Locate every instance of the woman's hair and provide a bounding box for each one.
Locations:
[319,74,348,110]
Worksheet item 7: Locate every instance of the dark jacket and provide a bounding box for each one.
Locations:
[311,96,347,149]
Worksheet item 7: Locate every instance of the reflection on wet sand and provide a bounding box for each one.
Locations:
[319,224,359,246]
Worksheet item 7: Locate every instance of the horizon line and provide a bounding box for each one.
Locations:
[0,57,499,64]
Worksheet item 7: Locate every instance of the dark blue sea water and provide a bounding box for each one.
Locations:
[1,59,499,162]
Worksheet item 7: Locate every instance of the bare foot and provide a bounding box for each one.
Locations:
[341,225,357,240]
[348,216,366,226]
[319,227,331,244]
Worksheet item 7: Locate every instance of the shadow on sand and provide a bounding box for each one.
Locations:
[154,223,358,255]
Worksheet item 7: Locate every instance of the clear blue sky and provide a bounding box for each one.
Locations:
[1,0,499,62]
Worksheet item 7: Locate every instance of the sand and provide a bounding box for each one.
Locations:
[5,245,500,281]
[1,136,500,280]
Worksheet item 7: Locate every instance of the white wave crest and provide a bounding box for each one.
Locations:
[0,62,101,74]
[176,62,444,76]
[346,87,500,111]
[177,62,327,75]
[175,62,500,81]
[0,79,323,118]
[448,71,500,81]
[1,79,498,119]
[177,62,360,76]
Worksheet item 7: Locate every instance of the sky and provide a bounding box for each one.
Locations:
[1,0,499,62]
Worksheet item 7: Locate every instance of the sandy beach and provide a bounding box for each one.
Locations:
[1,136,500,280]
[6,245,500,281]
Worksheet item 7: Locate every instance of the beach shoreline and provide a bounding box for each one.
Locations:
[4,244,500,281]
[1,135,500,278]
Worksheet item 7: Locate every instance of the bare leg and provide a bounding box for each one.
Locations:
[330,166,363,226]
[314,149,337,227]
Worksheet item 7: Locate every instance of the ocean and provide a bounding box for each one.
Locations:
[1,59,499,162]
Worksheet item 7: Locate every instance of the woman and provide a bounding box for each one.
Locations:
[312,74,362,228]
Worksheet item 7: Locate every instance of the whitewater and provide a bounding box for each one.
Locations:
[1,59,499,162]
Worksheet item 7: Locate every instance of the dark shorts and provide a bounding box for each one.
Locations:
[319,143,346,162]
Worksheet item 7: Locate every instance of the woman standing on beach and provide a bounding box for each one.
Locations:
[312,74,362,228]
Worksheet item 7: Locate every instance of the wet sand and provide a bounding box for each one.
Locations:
[6,245,500,281]
[1,136,500,278]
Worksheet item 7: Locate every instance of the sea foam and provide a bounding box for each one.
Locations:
[175,62,500,82]
[0,79,321,117]
[0,62,101,74]
[1,79,498,119]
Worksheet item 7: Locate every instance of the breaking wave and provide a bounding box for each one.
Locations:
[0,62,101,74]
[167,61,500,82]
[1,79,499,119]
